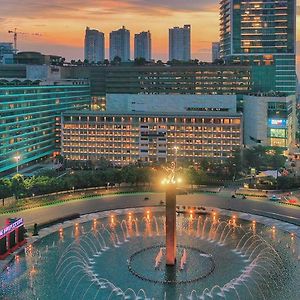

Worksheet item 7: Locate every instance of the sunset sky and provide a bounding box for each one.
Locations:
[0,0,300,66]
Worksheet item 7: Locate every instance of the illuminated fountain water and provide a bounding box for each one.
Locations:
[0,207,299,300]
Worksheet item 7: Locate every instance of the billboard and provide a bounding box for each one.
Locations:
[268,119,287,128]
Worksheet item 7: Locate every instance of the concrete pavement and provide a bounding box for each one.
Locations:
[0,190,299,229]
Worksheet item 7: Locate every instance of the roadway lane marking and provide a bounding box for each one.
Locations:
[252,209,299,220]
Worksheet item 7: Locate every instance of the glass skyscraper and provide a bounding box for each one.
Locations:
[0,83,90,174]
[220,0,296,95]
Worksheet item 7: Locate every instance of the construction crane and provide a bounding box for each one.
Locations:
[8,28,41,53]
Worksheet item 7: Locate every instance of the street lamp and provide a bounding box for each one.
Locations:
[14,155,21,174]
[233,163,236,181]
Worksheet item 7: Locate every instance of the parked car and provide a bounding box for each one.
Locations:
[144,197,149,201]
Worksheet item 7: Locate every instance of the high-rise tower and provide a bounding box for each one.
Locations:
[84,27,105,63]
[109,26,130,62]
[134,31,152,61]
[220,0,296,94]
[169,25,191,61]
[212,42,221,62]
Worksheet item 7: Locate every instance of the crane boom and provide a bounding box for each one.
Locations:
[8,28,41,53]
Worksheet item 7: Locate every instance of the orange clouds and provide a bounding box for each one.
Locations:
[0,0,298,64]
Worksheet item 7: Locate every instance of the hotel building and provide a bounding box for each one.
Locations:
[0,81,91,174]
[220,0,297,95]
[61,95,242,165]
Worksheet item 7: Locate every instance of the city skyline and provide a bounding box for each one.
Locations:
[0,1,299,66]
[0,1,216,59]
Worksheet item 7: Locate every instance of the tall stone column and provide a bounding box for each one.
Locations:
[166,185,177,265]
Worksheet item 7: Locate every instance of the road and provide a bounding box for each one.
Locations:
[0,189,299,228]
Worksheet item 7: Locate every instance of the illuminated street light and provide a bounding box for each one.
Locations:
[14,155,21,174]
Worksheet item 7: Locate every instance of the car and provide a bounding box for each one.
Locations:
[288,198,297,204]
[144,197,149,201]
[269,195,281,201]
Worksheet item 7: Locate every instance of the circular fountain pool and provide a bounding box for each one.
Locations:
[0,207,299,300]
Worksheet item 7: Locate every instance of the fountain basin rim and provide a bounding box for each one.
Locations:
[127,244,215,284]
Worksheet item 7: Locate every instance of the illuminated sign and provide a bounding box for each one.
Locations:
[0,218,24,239]
[268,119,287,127]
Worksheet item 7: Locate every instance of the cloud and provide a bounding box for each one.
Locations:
[0,0,218,20]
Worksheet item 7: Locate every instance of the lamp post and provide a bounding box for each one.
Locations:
[14,155,21,174]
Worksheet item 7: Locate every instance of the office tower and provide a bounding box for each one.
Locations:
[134,31,152,61]
[169,25,191,61]
[212,42,221,62]
[220,0,296,95]
[84,27,105,63]
[109,26,130,62]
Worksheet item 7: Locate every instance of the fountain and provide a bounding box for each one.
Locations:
[0,156,299,300]
[0,206,299,300]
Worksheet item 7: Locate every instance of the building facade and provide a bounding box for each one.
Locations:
[169,25,191,61]
[61,65,253,97]
[84,27,105,63]
[134,31,152,61]
[212,42,221,62]
[0,43,14,64]
[243,95,296,148]
[220,0,297,95]
[62,111,242,165]
[105,94,237,114]
[109,26,130,62]
[0,82,91,174]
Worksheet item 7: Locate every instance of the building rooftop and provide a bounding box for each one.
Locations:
[63,110,242,118]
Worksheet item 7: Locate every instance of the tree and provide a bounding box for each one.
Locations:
[134,57,147,66]
[0,179,12,205]
[121,167,137,185]
[190,59,199,65]
[11,174,27,199]
[112,56,121,65]
[184,167,198,187]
